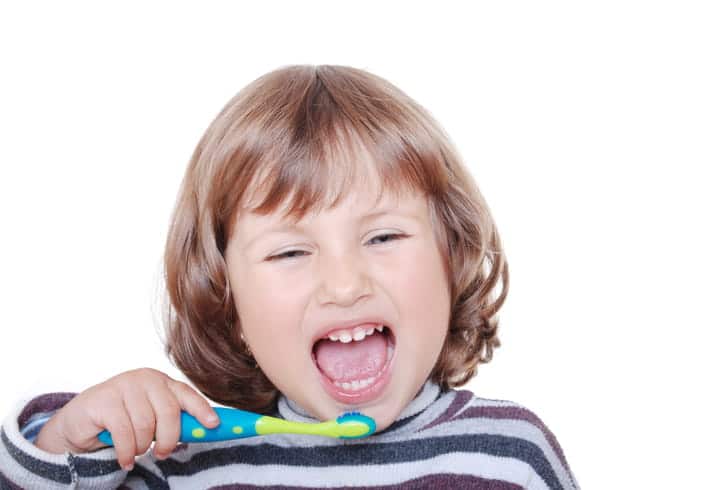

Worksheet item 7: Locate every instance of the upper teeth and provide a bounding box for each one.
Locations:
[326,324,384,343]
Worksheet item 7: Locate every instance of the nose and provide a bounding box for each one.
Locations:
[316,249,372,306]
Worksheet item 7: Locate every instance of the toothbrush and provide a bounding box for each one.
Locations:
[97,407,376,446]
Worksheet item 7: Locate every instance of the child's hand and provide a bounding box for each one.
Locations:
[34,368,219,470]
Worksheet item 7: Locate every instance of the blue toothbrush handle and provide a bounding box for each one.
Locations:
[97,407,264,446]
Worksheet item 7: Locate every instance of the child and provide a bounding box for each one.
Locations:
[0,65,579,489]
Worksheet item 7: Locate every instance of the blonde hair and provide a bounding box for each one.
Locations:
[163,64,508,413]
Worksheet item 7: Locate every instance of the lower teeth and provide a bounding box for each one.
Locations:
[334,376,376,391]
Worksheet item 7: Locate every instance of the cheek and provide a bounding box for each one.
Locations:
[230,271,303,358]
[237,296,305,388]
[394,242,451,346]
[234,265,305,314]
[392,241,449,302]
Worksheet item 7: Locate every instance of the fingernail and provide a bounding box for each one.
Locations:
[207,414,219,424]
[124,463,134,471]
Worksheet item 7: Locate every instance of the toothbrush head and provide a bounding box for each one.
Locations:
[334,411,377,439]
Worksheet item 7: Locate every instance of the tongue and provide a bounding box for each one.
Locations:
[314,330,388,382]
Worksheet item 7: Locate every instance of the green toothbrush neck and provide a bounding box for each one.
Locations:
[255,416,340,437]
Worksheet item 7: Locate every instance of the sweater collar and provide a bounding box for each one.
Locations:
[276,380,442,427]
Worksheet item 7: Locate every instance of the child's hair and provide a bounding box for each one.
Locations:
[161,64,509,414]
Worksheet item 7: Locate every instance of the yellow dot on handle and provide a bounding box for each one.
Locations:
[192,428,206,438]
[232,426,243,434]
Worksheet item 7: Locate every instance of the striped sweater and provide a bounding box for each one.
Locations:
[0,381,579,489]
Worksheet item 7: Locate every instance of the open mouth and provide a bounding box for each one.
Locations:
[311,324,396,404]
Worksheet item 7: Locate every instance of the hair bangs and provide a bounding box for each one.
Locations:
[234,78,449,228]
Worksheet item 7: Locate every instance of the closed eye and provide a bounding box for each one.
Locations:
[366,233,405,246]
[268,249,308,261]
[267,233,408,261]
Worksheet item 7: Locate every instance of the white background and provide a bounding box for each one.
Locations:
[1,1,710,488]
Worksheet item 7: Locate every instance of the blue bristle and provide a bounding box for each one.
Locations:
[335,411,377,439]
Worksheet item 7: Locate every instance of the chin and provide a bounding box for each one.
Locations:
[351,377,417,433]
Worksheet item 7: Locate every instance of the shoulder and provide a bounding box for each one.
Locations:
[430,386,562,439]
[423,387,580,490]
[448,388,557,435]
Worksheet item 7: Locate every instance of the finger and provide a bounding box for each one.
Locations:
[104,399,137,471]
[123,386,156,456]
[167,380,219,428]
[147,387,182,459]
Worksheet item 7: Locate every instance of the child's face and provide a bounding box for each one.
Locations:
[225,182,450,431]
